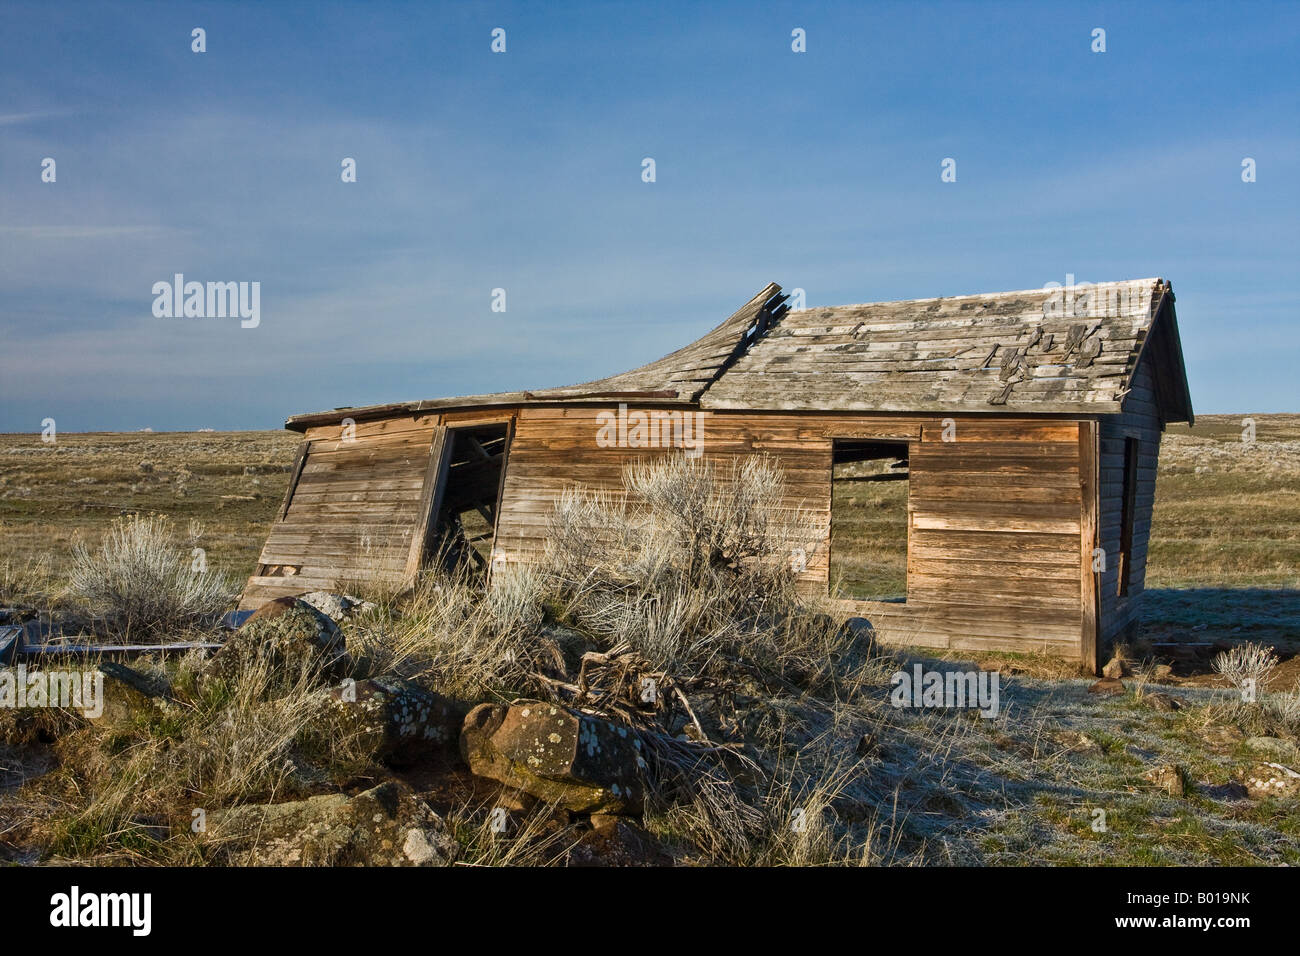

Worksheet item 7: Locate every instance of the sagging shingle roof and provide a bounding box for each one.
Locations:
[285,278,1192,430]
[702,278,1191,420]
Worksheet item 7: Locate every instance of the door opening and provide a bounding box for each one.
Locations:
[424,422,511,576]
[830,439,910,602]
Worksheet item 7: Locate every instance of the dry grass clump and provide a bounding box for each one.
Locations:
[0,552,54,607]
[67,514,234,635]
[32,647,378,862]
[345,559,553,703]
[1202,641,1300,737]
[444,796,583,866]
[1212,641,1279,690]
[521,454,894,863]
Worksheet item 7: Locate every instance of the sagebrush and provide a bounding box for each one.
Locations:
[68,514,233,634]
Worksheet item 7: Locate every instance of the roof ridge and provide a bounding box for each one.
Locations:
[786,277,1164,314]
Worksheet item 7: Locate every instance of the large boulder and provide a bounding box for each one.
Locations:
[460,700,646,814]
[322,677,465,765]
[203,781,458,866]
[205,597,351,686]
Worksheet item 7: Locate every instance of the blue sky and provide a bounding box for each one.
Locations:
[2,0,1297,431]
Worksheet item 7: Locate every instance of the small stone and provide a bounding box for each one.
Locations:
[1088,677,1126,696]
[566,817,671,866]
[402,828,441,865]
[1055,730,1102,756]
[1143,692,1181,712]
[838,617,876,654]
[1142,763,1186,798]
[296,591,376,623]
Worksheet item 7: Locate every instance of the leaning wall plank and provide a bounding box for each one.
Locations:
[239,422,439,609]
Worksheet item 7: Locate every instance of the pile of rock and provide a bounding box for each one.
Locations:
[204,781,459,867]
[75,592,666,865]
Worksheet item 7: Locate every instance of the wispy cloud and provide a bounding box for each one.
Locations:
[0,225,179,239]
[0,110,68,126]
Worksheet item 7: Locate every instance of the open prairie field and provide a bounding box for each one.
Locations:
[0,430,299,602]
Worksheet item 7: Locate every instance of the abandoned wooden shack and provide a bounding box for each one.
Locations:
[241,278,1193,672]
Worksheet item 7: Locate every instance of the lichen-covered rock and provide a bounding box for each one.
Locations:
[1243,762,1300,800]
[204,781,458,866]
[323,677,465,765]
[296,591,376,623]
[205,597,351,686]
[460,700,646,813]
[90,661,173,726]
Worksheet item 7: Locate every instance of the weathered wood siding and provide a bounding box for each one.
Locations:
[239,415,440,608]
[491,406,835,585]
[243,404,1105,665]
[892,418,1087,660]
[1097,355,1164,646]
[492,407,1092,662]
